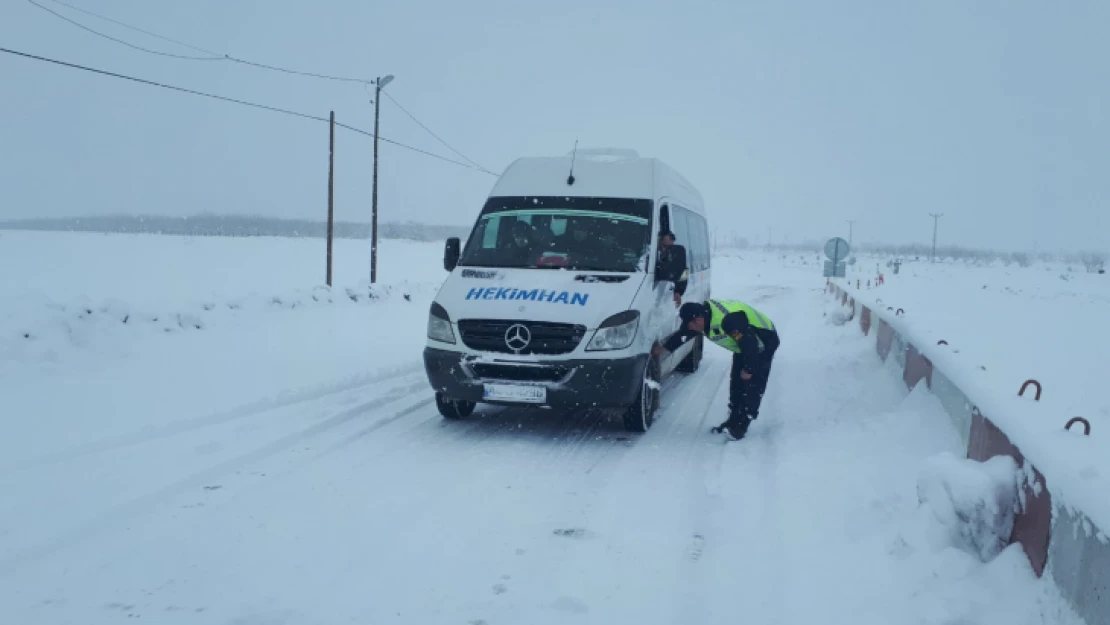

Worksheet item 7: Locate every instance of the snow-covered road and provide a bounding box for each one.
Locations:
[0,269,1075,625]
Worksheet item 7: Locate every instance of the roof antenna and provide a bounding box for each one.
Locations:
[567,139,578,186]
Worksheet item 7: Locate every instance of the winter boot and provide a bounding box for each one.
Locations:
[724,416,751,441]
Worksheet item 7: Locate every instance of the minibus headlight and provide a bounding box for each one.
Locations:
[427,302,456,344]
[586,310,639,351]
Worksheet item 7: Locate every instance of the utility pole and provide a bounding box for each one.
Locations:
[326,111,335,287]
[929,212,943,263]
[847,220,856,247]
[371,74,395,284]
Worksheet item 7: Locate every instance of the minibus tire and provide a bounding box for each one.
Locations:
[436,392,476,419]
[622,356,660,432]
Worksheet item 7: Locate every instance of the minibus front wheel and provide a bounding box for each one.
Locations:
[622,355,660,432]
[436,392,476,419]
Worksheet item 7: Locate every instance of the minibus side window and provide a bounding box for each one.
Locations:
[654,204,670,283]
[695,215,710,270]
[671,206,693,270]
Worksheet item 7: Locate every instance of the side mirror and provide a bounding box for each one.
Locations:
[444,237,461,272]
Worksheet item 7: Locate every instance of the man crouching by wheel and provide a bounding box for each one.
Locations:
[652,300,780,440]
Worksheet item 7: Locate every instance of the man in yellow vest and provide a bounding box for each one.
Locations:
[652,299,781,440]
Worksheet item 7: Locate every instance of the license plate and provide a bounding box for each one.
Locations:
[483,383,547,403]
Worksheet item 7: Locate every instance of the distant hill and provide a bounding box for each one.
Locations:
[0,214,470,243]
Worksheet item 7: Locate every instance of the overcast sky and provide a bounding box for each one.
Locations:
[1,0,1107,252]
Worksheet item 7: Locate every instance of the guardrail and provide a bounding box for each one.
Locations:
[825,279,1110,625]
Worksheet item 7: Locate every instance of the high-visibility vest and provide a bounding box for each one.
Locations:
[706,299,775,353]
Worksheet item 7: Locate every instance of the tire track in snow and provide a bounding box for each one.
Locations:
[107,397,481,566]
[534,407,602,469]
[519,374,696,495]
[310,396,436,456]
[260,400,655,618]
[196,394,441,511]
[211,402,636,591]
[0,363,425,477]
[0,378,434,577]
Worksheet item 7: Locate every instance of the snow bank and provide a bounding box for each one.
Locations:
[823,298,853,326]
[0,281,442,377]
[887,507,1081,625]
[918,452,1021,562]
[0,231,447,374]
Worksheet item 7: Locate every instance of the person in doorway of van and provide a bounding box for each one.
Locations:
[655,229,688,306]
[651,299,780,441]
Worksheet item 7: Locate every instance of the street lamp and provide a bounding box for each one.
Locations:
[371,74,394,284]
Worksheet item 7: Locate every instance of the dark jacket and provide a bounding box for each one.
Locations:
[752,326,780,357]
[656,244,688,296]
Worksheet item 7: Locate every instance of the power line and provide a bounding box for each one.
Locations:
[28,0,376,84]
[30,0,497,174]
[380,90,494,175]
[35,0,217,56]
[0,46,495,175]
[27,0,220,61]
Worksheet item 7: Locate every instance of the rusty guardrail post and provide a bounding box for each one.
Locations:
[1018,379,1043,401]
[1065,417,1091,435]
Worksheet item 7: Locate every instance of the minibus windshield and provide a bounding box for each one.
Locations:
[458,196,653,272]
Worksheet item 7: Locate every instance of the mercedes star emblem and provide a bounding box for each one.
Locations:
[504,323,531,352]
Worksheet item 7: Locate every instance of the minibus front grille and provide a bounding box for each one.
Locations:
[457,319,587,355]
[469,363,571,382]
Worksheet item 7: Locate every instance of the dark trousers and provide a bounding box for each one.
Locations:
[727,349,776,425]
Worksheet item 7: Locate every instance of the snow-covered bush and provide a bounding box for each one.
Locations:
[916,452,1021,562]
[823,300,852,326]
[1080,252,1106,274]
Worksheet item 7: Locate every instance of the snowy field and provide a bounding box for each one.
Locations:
[0,229,438,305]
[0,232,1082,624]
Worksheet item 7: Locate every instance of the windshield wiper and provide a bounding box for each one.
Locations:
[459,262,532,269]
[566,264,633,272]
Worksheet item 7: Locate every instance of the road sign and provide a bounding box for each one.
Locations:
[823,260,846,278]
[824,237,850,262]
